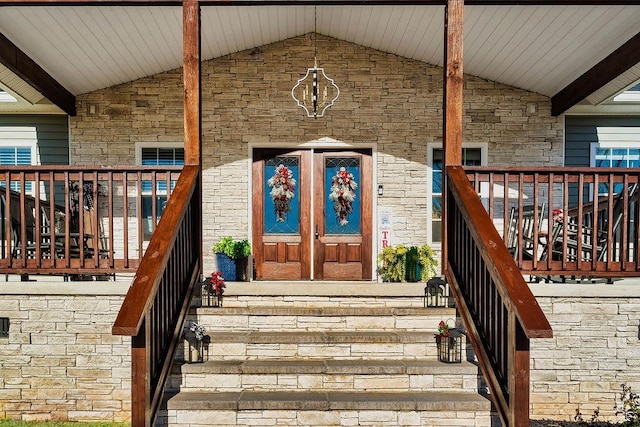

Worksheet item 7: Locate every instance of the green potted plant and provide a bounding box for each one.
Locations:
[417,244,438,281]
[377,244,408,282]
[377,243,439,283]
[212,236,252,281]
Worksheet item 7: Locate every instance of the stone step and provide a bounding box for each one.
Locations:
[169,359,480,394]
[163,390,492,426]
[191,306,456,332]
[183,331,457,360]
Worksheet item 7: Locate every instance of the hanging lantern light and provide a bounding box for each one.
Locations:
[291,7,339,118]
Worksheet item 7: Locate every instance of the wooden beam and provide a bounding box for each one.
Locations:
[552,31,640,116]
[441,0,463,274]
[183,0,201,166]
[443,0,464,167]
[0,0,638,5]
[0,32,76,116]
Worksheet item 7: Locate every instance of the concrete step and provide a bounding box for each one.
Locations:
[191,306,457,332]
[169,359,480,393]
[162,390,493,426]
[181,331,455,360]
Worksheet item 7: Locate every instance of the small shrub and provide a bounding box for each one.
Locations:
[615,383,640,425]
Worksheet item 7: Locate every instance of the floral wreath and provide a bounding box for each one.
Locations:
[328,167,358,226]
[267,164,296,222]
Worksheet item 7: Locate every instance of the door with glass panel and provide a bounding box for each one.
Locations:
[252,148,372,280]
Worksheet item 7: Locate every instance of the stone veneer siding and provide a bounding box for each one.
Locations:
[530,284,640,423]
[69,34,563,273]
[0,282,131,422]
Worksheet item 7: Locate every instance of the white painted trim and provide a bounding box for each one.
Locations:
[426,142,488,249]
[134,141,183,165]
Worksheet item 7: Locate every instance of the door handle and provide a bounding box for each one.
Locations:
[315,224,319,240]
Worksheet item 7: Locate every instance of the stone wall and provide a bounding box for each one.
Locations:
[70,34,563,272]
[0,282,130,422]
[530,284,640,423]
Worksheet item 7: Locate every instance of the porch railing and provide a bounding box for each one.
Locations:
[446,166,553,426]
[0,166,182,276]
[465,166,640,279]
[112,165,201,427]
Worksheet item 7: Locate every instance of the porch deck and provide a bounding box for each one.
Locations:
[5,272,640,296]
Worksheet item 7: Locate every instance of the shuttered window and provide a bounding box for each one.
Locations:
[0,145,34,193]
[138,145,184,239]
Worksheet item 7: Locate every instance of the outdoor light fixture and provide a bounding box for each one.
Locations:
[292,7,339,118]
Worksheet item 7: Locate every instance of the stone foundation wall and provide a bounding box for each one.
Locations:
[0,283,130,422]
[530,284,640,423]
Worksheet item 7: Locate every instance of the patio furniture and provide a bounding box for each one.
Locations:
[505,203,546,261]
[540,184,638,284]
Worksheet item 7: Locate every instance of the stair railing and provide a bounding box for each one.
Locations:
[446,165,553,427]
[112,165,201,427]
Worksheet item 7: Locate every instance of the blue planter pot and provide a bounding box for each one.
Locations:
[215,253,237,281]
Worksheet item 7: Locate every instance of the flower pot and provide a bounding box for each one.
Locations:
[215,253,236,281]
[235,256,249,282]
[405,246,421,282]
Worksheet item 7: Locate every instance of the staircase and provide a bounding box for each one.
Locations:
[160,283,494,426]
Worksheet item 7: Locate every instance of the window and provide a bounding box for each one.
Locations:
[136,143,184,239]
[0,317,8,338]
[0,142,36,193]
[427,143,487,246]
[591,128,640,195]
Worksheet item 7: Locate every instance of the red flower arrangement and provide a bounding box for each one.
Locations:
[436,320,450,337]
[206,271,226,296]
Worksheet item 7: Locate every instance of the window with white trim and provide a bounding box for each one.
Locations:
[0,141,37,194]
[136,143,184,239]
[427,143,488,246]
[590,128,640,195]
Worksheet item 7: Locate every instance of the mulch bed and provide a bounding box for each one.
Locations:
[531,421,621,426]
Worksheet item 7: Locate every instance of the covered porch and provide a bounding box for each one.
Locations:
[1,1,639,426]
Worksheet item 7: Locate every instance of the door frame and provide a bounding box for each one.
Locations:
[249,141,377,280]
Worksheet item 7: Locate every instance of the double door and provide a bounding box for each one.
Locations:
[252,148,372,280]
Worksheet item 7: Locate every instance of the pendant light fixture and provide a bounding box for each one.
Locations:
[291,6,339,118]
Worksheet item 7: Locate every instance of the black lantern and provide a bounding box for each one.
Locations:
[435,328,463,363]
[424,277,448,308]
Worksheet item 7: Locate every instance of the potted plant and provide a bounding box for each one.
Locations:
[201,271,226,307]
[213,236,252,281]
[377,243,438,282]
[377,244,408,282]
[417,244,439,281]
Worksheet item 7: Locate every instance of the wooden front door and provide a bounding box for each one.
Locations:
[252,148,372,280]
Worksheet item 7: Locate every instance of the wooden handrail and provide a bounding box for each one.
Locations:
[446,165,552,426]
[112,165,201,427]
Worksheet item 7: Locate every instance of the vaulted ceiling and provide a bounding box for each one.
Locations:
[0,3,639,115]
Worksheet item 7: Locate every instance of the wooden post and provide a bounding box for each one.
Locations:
[183,0,201,167]
[442,0,464,273]
[130,321,148,427]
[183,0,203,279]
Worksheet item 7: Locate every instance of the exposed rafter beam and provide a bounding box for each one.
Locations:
[0,32,76,115]
[551,32,640,116]
[0,0,638,5]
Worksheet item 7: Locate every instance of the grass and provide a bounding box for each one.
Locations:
[0,421,128,427]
